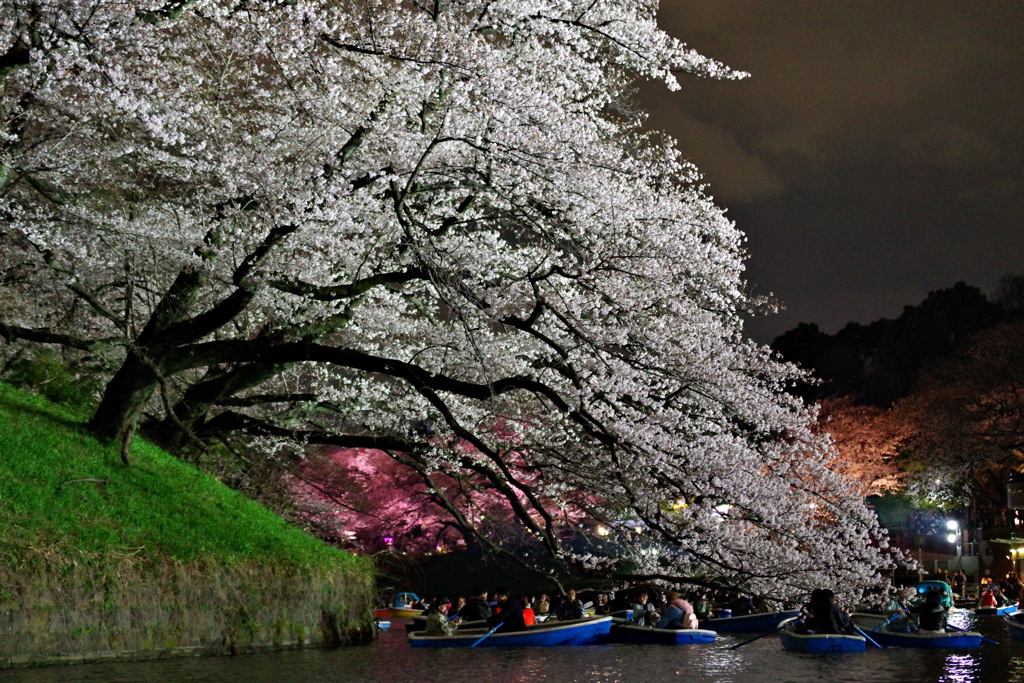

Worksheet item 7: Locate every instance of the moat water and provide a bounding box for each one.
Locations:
[4,611,1023,683]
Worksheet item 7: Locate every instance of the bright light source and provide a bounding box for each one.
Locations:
[596,525,609,537]
[946,533,957,544]
[946,520,959,530]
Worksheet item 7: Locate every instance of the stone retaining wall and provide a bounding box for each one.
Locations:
[0,555,375,668]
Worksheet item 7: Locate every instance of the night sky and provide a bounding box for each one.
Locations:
[643,1,1024,343]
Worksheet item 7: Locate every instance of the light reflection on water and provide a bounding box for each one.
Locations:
[1,611,1019,683]
[940,654,979,683]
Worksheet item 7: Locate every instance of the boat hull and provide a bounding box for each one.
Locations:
[409,617,611,648]
[701,610,800,633]
[1005,611,1024,641]
[850,613,980,648]
[607,624,716,644]
[974,604,1015,616]
[779,619,865,653]
[391,608,425,618]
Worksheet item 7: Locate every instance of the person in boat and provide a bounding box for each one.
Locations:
[655,595,698,630]
[486,587,528,633]
[537,593,550,615]
[594,593,611,615]
[631,590,658,626]
[979,588,997,608]
[802,589,853,635]
[520,595,536,625]
[692,593,713,622]
[907,588,947,634]
[459,588,492,621]
[424,597,462,636]
[556,589,586,621]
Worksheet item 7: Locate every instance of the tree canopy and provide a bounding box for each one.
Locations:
[0,0,898,599]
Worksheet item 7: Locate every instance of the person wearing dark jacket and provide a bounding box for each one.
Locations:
[804,589,853,635]
[908,590,947,633]
[556,589,585,621]
[459,588,492,621]
[486,588,528,633]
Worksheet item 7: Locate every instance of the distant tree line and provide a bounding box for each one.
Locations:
[773,275,1024,520]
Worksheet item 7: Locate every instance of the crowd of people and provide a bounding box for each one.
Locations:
[410,586,785,637]
[405,570,1024,639]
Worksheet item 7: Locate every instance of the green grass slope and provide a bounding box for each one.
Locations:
[0,382,362,572]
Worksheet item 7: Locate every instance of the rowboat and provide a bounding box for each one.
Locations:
[700,610,800,633]
[390,591,424,619]
[408,616,612,648]
[404,617,487,633]
[375,620,391,630]
[373,608,391,618]
[606,623,716,645]
[849,615,980,648]
[1004,611,1024,640]
[974,603,1016,616]
[915,581,953,609]
[778,617,865,653]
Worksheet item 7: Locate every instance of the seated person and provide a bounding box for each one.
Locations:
[486,587,528,633]
[537,593,550,615]
[556,589,585,621]
[803,589,853,635]
[655,597,698,630]
[693,593,713,622]
[908,590,947,634]
[424,597,462,636]
[459,588,492,621]
[594,593,611,615]
[980,589,997,608]
[631,590,658,626]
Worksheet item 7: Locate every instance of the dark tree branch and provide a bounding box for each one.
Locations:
[269,267,428,301]
[0,322,112,351]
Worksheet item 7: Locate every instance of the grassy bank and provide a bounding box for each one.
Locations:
[0,382,374,667]
[0,382,357,569]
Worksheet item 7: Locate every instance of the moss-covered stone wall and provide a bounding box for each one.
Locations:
[0,555,375,668]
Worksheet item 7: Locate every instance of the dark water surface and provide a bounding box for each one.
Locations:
[5,612,1024,683]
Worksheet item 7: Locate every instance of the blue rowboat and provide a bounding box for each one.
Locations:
[975,603,1016,616]
[851,611,983,648]
[701,610,800,633]
[1004,611,1024,640]
[778,618,865,653]
[408,616,612,648]
[868,625,981,649]
[607,623,716,644]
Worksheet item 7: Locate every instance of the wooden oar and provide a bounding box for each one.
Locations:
[730,619,799,650]
[854,625,882,648]
[946,623,999,645]
[470,624,501,647]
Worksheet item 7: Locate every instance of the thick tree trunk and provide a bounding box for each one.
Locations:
[88,351,160,450]
[144,363,283,451]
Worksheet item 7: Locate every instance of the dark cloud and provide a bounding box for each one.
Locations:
[642,0,1024,341]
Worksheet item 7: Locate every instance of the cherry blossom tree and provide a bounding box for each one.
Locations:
[817,397,906,497]
[891,321,1024,511]
[0,0,901,599]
